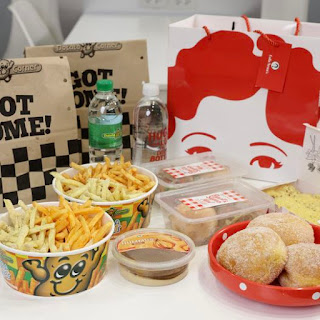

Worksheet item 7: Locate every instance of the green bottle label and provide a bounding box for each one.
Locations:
[89,122,122,149]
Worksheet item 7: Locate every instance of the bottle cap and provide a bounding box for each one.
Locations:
[97,79,113,92]
[142,83,159,97]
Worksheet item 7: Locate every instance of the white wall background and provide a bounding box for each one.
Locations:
[59,0,262,37]
[1,0,320,59]
[58,0,84,37]
[84,0,261,16]
[58,0,316,40]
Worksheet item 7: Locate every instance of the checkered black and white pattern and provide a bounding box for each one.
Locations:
[0,140,80,208]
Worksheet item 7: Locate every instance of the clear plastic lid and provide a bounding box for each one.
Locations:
[112,228,195,271]
[142,152,247,190]
[155,178,275,223]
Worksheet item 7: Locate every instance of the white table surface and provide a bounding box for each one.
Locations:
[65,13,185,88]
[1,180,319,320]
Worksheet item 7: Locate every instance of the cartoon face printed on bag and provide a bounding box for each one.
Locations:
[0,59,14,82]
[80,43,96,58]
[167,31,318,181]
[168,90,302,182]
[22,244,105,296]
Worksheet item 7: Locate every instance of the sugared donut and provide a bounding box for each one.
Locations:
[217,227,287,284]
[247,213,314,246]
[170,203,217,246]
[279,243,320,288]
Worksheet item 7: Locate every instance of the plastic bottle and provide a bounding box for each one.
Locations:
[133,83,168,165]
[88,79,123,162]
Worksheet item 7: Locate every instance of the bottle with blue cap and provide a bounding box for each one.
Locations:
[88,79,123,162]
[133,82,168,165]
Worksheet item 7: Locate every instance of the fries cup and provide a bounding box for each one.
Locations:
[0,202,114,297]
[52,164,158,238]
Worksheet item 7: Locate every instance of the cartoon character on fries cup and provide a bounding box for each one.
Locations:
[22,244,105,296]
[0,205,115,297]
[0,243,109,297]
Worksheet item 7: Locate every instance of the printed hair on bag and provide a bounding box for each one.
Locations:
[168,31,320,147]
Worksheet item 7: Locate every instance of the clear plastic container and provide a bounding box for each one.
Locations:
[155,179,275,246]
[264,182,320,225]
[112,228,195,286]
[143,152,247,193]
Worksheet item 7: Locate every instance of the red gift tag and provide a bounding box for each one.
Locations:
[255,41,292,92]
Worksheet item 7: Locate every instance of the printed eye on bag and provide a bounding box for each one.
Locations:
[25,40,149,163]
[0,56,79,210]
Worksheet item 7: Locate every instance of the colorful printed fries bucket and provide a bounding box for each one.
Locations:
[52,163,158,238]
[0,202,114,297]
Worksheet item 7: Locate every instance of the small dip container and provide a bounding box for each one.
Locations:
[155,179,275,246]
[142,152,246,193]
[112,228,195,286]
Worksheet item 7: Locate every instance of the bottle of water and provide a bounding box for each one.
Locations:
[133,83,168,165]
[88,79,122,162]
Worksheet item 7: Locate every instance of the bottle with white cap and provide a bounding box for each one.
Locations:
[132,83,168,165]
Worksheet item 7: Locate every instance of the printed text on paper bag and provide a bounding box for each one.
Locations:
[0,95,51,140]
[72,69,128,108]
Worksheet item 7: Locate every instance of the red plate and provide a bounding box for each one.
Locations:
[208,221,320,307]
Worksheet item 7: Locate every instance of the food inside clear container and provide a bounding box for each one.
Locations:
[142,152,247,193]
[264,182,320,225]
[112,228,195,286]
[155,179,275,246]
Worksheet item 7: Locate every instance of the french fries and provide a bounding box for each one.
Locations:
[0,197,113,253]
[51,156,155,202]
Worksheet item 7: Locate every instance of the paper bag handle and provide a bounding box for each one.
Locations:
[253,30,279,47]
[202,24,279,47]
[294,17,301,36]
[241,14,252,32]
[202,26,211,40]
[202,15,301,44]
[241,15,301,36]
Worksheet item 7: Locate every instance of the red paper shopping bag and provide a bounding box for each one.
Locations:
[168,15,320,182]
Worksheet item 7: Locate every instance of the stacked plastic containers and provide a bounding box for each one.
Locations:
[144,152,275,246]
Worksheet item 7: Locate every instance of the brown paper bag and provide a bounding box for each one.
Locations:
[25,40,149,163]
[0,56,80,210]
